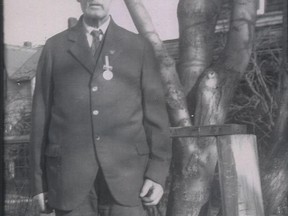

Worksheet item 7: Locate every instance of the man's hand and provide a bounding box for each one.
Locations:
[140,179,164,206]
[33,193,53,214]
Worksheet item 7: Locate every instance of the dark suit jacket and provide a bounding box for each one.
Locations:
[30,17,171,211]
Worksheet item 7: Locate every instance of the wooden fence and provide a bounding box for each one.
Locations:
[4,135,38,216]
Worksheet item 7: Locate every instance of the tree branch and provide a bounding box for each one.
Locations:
[223,0,257,73]
[177,0,223,95]
[124,0,193,128]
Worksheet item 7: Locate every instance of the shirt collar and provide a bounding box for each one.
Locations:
[83,16,111,35]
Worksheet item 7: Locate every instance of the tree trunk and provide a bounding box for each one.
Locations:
[168,0,257,215]
[173,2,222,213]
[262,1,288,214]
[177,0,222,96]
[124,0,257,215]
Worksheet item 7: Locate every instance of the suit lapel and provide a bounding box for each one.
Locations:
[67,18,125,75]
[96,20,124,74]
[67,19,95,74]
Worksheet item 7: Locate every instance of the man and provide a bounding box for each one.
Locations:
[30,0,171,215]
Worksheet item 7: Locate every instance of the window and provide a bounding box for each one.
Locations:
[257,0,265,15]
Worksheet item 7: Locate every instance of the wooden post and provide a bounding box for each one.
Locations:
[217,135,265,216]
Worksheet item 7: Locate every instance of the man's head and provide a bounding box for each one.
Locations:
[77,0,113,26]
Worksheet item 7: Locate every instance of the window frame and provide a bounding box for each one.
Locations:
[257,0,265,15]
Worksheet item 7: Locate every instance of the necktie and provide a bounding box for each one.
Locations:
[90,29,102,56]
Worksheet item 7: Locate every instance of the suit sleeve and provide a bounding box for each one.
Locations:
[141,40,172,187]
[30,41,53,196]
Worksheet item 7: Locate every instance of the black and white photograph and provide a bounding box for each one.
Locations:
[3,0,288,216]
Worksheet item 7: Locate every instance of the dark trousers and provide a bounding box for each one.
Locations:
[55,170,147,216]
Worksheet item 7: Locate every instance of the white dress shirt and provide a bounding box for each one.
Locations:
[83,17,111,47]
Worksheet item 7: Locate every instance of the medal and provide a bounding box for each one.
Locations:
[103,70,113,80]
[103,55,113,80]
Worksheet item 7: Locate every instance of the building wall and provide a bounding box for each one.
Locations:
[266,0,283,13]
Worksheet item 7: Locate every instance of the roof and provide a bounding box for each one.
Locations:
[4,44,43,82]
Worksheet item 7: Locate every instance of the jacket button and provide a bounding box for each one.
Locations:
[92,110,99,115]
[95,136,101,141]
[92,86,98,92]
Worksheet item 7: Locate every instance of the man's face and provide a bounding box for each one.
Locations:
[78,0,112,20]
